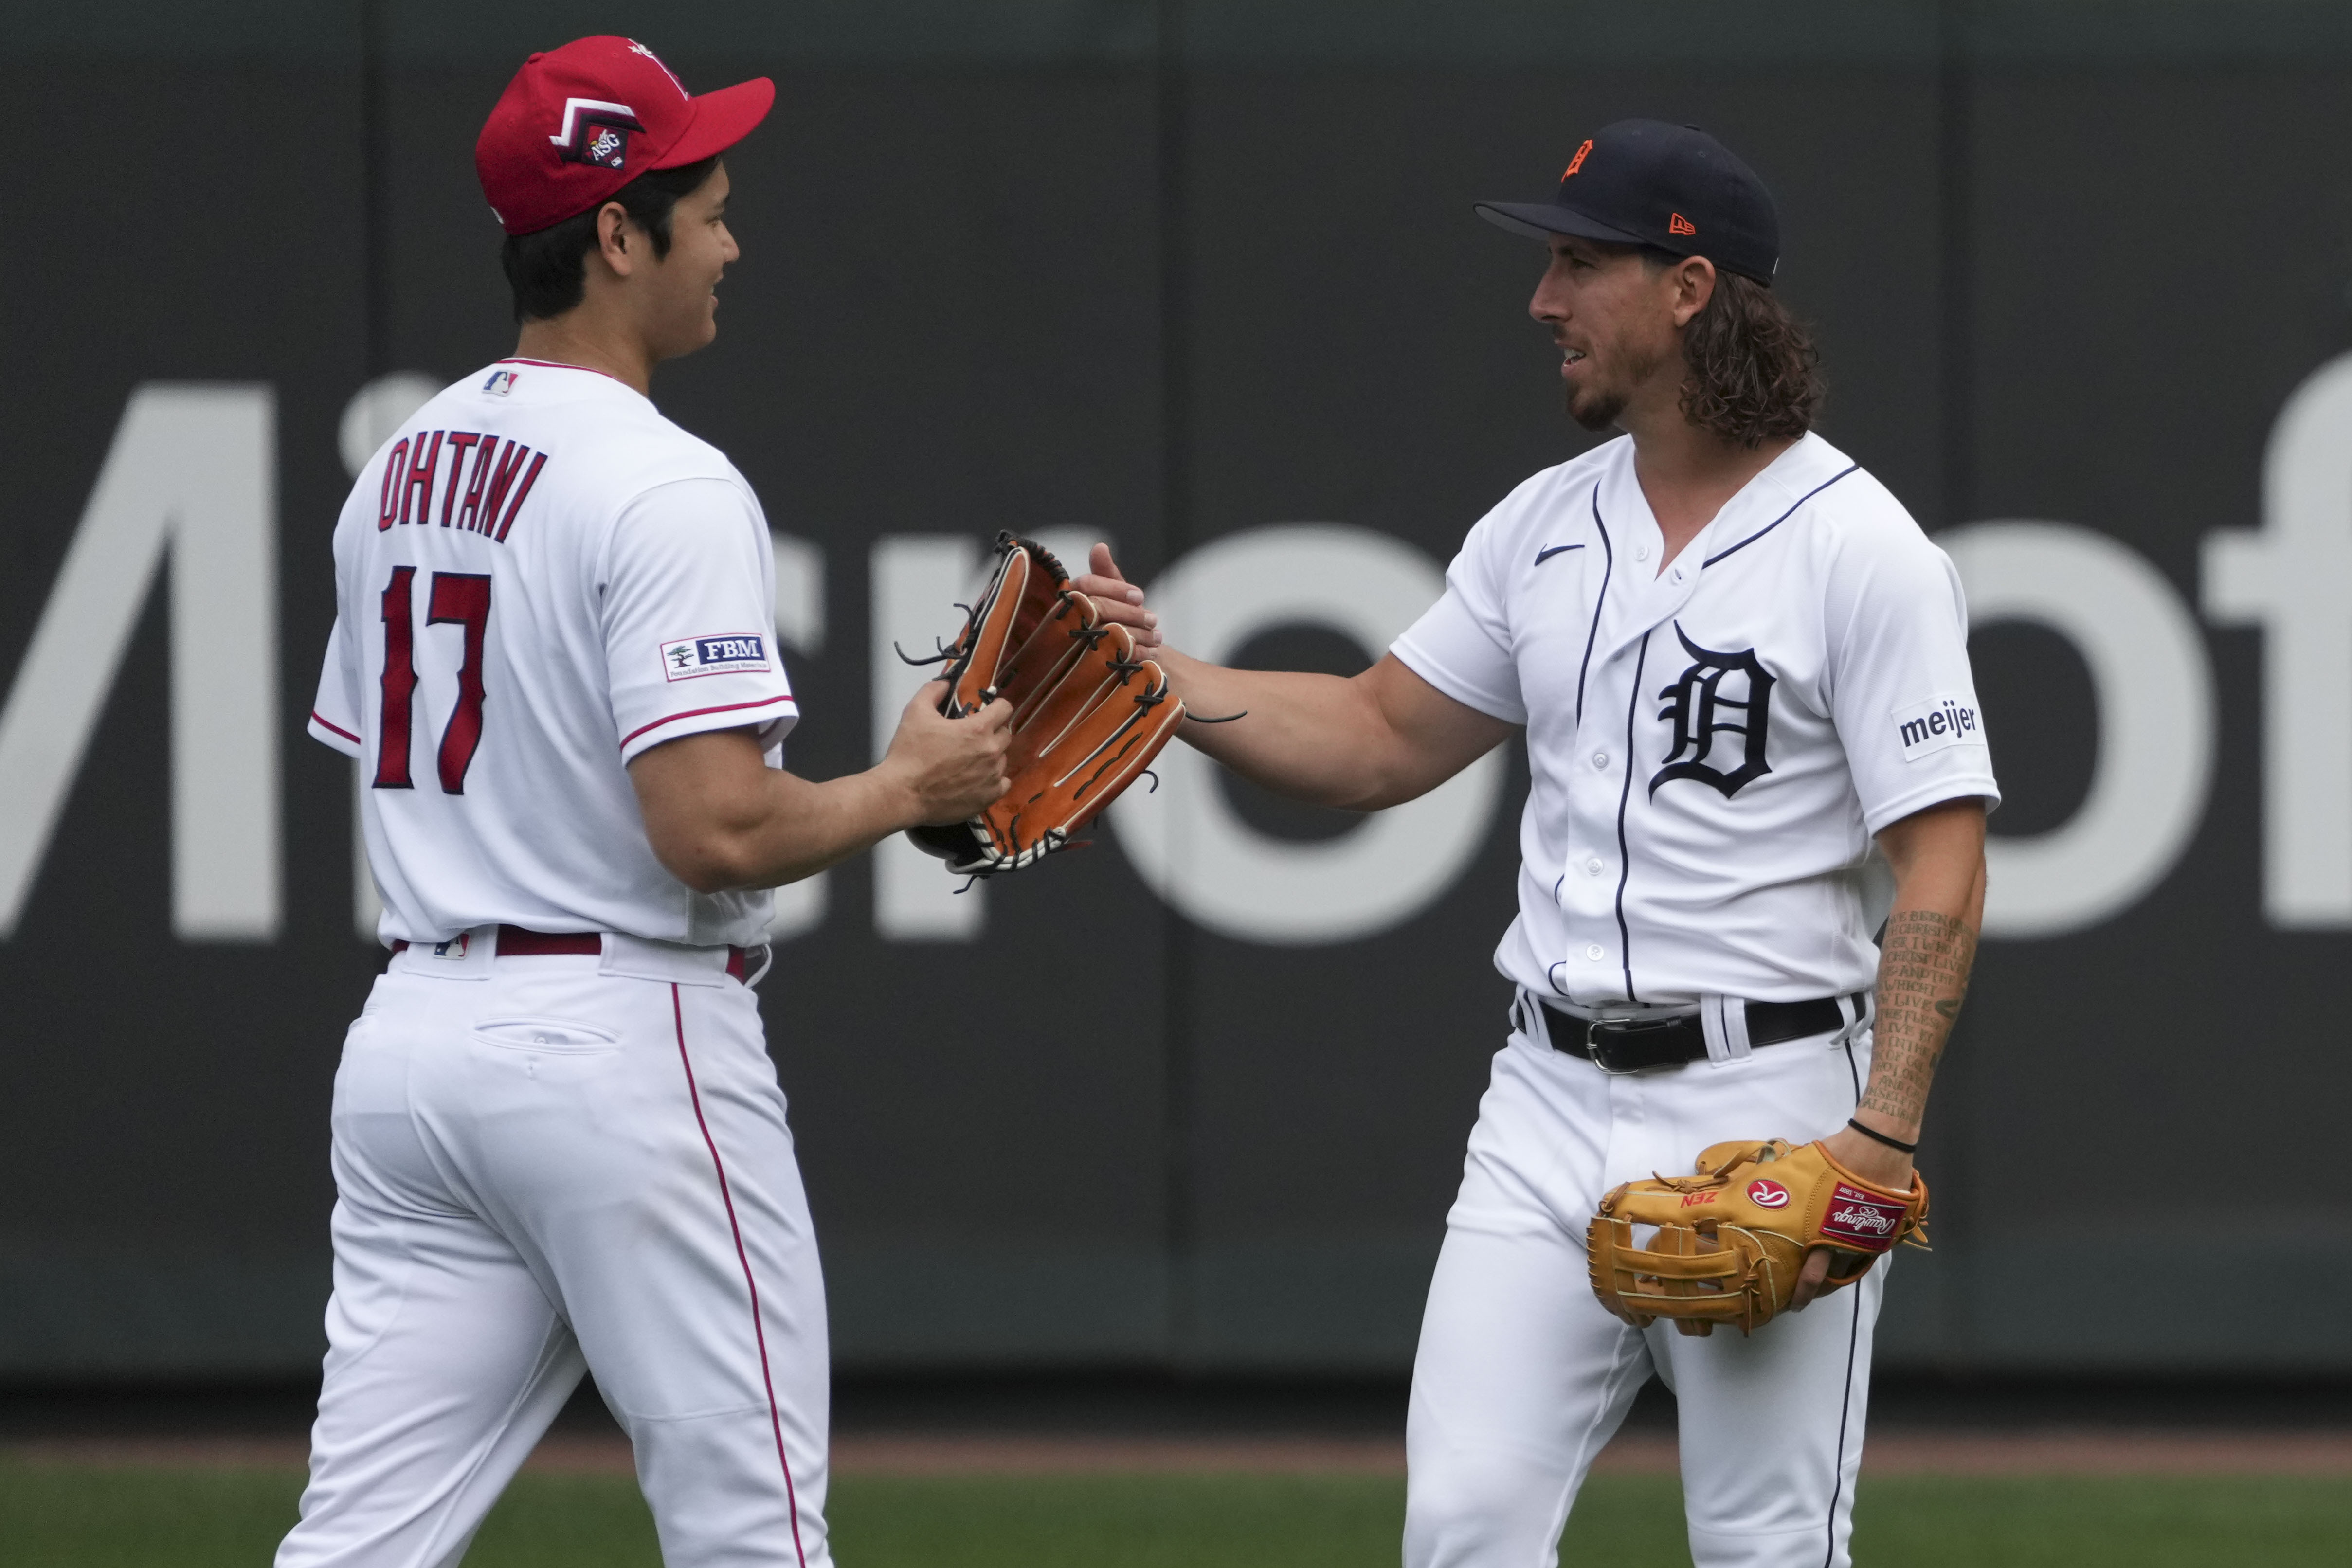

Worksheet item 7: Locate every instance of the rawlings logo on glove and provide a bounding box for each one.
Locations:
[1821,1186,1907,1242]
[903,533,1185,877]
[1586,1138,1928,1337]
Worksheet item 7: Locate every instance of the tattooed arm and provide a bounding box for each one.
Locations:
[1791,795,1987,1309]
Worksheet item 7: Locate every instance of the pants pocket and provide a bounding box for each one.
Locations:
[470,1017,621,1053]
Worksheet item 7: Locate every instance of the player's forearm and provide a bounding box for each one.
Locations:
[656,764,921,894]
[633,728,932,894]
[1854,800,1988,1142]
[1157,649,1496,811]
[742,767,933,890]
[1158,651,1388,808]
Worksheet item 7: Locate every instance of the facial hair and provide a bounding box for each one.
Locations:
[1564,382,1626,433]
[1561,334,1672,433]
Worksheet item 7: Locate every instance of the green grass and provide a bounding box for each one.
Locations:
[3,1462,2349,1566]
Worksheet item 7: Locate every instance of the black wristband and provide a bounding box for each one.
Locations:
[1847,1118,1918,1155]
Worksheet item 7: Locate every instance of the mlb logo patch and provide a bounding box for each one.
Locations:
[661,633,772,682]
[482,369,518,396]
[1889,692,1986,762]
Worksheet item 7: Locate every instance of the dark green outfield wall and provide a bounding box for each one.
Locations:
[2,1,2348,1378]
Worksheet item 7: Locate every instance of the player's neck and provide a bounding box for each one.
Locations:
[513,309,656,397]
[1623,404,1794,575]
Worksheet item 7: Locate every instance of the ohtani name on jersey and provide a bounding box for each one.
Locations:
[1890,692,1986,760]
[661,633,772,682]
[376,429,549,543]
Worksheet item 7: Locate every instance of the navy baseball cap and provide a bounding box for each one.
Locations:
[1476,120,1780,286]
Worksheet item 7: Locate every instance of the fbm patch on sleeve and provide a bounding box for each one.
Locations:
[1889,692,1986,761]
[660,633,772,682]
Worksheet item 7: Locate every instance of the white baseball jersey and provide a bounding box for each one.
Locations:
[307,358,797,948]
[1393,431,1999,1008]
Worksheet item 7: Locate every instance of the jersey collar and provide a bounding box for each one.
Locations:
[494,356,643,394]
[1582,433,1854,668]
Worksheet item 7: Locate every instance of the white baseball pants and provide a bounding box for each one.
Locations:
[1405,1012,1885,1568]
[276,934,831,1568]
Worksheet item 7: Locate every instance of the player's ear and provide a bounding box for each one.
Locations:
[594,201,638,278]
[1669,255,1716,329]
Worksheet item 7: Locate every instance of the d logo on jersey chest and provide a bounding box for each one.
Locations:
[1649,623,1775,799]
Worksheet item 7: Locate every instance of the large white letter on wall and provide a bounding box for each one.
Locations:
[1942,521,2213,938]
[2204,351,2352,928]
[768,530,827,940]
[871,535,987,939]
[1111,524,1506,944]
[0,383,279,940]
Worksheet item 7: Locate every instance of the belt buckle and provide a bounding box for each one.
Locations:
[1584,1016,1683,1074]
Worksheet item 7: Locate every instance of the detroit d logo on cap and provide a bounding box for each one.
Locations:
[549,96,645,169]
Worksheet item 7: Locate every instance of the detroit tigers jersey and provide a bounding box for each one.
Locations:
[1393,431,1998,1008]
[307,359,797,949]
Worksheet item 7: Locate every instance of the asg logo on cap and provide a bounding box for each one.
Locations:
[549,97,645,170]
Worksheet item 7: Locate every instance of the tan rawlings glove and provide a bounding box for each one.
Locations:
[904,532,1184,876]
[1587,1138,1928,1337]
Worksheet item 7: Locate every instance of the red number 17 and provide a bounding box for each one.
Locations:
[375,566,492,793]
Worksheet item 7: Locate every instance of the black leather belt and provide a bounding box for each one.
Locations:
[1539,994,1858,1073]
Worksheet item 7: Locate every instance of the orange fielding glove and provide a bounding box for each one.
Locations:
[904,532,1184,877]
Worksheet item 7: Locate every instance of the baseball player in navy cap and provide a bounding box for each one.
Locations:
[281,36,1144,1568]
[1097,119,1995,1567]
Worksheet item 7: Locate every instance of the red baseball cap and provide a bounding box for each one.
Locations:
[475,36,774,235]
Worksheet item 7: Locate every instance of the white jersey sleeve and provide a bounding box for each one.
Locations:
[308,583,366,760]
[1823,523,1998,834]
[600,477,799,764]
[1391,493,1533,725]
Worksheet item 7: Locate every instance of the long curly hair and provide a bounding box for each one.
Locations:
[1678,271,1825,448]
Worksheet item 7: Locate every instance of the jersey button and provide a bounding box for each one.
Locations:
[1584,943,1605,961]
[1592,750,1610,769]
[1633,543,1650,561]
[1586,857,1603,875]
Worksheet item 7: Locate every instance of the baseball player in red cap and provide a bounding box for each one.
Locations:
[281,36,1148,1568]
